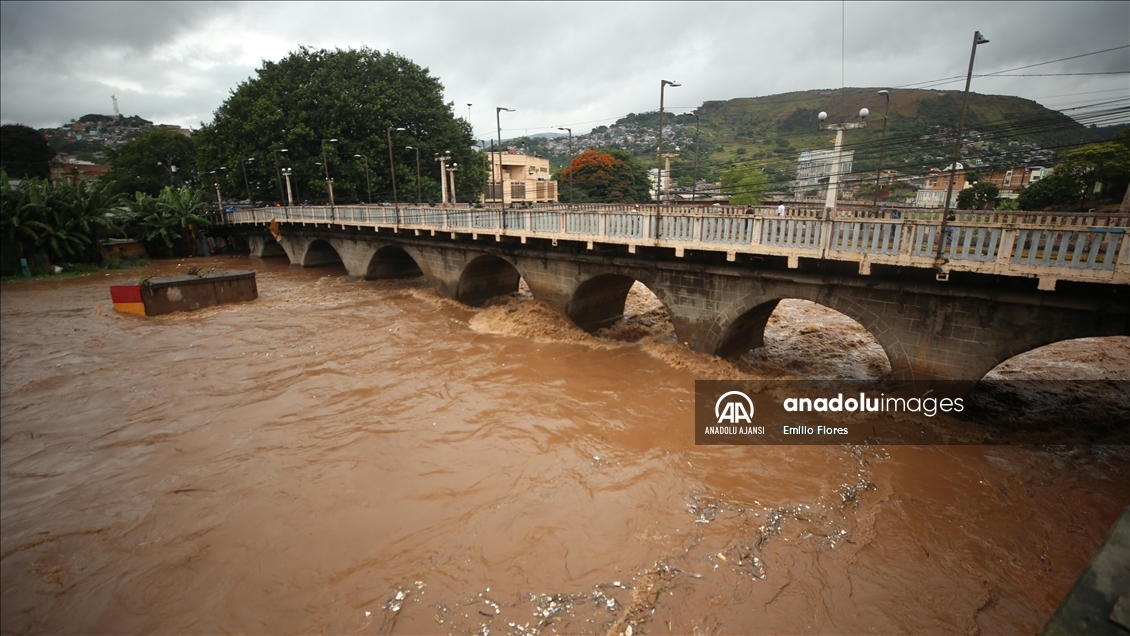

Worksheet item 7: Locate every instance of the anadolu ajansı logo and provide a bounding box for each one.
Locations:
[715,390,754,424]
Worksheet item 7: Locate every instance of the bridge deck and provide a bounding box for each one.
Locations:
[221,205,1130,287]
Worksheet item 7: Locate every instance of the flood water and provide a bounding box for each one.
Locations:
[2,254,1128,635]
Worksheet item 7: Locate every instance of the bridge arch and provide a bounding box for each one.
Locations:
[301,239,344,268]
[365,245,424,280]
[456,254,522,306]
[566,271,671,334]
[716,292,895,379]
[983,335,1130,380]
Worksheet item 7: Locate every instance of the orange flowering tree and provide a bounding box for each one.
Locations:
[557,148,650,203]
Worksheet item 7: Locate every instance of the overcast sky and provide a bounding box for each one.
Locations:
[2,1,1127,139]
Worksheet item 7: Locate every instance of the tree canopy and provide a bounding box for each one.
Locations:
[194,47,479,205]
[103,127,197,197]
[557,149,649,203]
[957,182,1000,210]
[720,164,769,205]
[1,124,54,180]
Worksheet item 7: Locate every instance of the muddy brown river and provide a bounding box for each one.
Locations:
[2,255,1128,635]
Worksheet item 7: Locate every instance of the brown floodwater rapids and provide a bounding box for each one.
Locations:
[2,254,1128,635]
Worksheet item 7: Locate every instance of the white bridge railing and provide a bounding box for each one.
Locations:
[219,205,1130,286]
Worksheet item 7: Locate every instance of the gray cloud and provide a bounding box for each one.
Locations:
[1,1,1126,135]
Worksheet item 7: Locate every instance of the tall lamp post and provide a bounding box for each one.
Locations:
[446,163,459,205]
[939,30,990,263]
[557,127,573,203]
[656,79,680,204]
[321,138,338,213]
[272,148,288,204]
[405,146,422,205]
[817,109,868,218]
[241,157,255,205]
[496,107,514,207]
[691,112,701,204]
[874,90,891,207]
[354,154,372,204]
[386,127,406,218]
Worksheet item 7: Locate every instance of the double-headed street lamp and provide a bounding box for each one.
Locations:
[272,148,288,203]
[241,157,255,204]
[387,127,406,216]
[435,151,452,205]
[354,154,372,204]
[496,107,514,206]
[321,138,338,210]
[557,127,573,203]
[656,79,680,205]
[405,146,422,205]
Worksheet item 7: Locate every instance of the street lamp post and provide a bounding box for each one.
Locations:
[557,127,573,203]
[656,80,680,205]
[939,30,990,263]
[496,107,514,207]
[241,157,255,205]
[321,138,338,214]
[354,154,372,204]
[387,127,405,218]
[817,109,868,218]
[691,113,701,204]
[208,166,227,216]
[874,90,891,207]
[406,146,421,205]
[272,148,288,203]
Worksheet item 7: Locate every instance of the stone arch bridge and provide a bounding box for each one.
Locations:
[228,204,1130,383]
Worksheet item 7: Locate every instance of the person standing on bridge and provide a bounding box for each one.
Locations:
[777,203,786,216]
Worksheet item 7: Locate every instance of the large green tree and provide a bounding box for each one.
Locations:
[195,47,480,205]
[1053,138,1130,209]
[103,128,197,197]
[720,164,769,205]
[957,182,1000,210]
[1,124,54,179]
[557,148,649,203]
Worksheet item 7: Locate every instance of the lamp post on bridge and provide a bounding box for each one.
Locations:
[272,148,288,204]
[281,167,294,208]
[208,166,227,216]
[435,151,452,205]
[938,30,990,266]
[446,163,458,205]
[405,146,422,206]
[874,90,891,207]
[496,107,514,207]
[321,138,338,217]
[656,79,680,205]
[817,109,868,219]
[691,112,701,204]
[241,157,255,205]
[557,127,573,204]
[354,154,372,204]
[386,127,405,221]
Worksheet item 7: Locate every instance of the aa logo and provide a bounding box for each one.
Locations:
[715,391,754,424]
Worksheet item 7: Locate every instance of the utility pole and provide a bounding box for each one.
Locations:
[282,168,294,207]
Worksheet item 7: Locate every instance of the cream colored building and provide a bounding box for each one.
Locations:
[485,151,557,205]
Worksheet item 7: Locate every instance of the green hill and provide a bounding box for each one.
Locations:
[523,88,1101,192]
